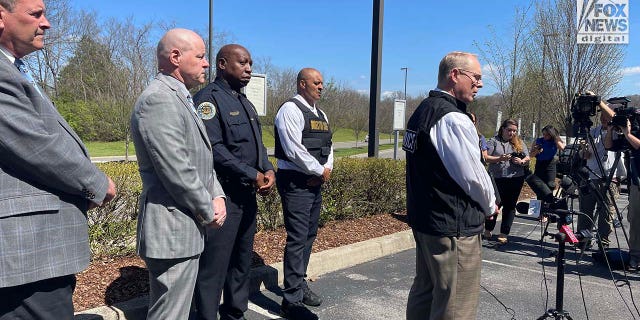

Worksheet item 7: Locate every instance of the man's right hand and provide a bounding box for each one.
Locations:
[89,176,117,210]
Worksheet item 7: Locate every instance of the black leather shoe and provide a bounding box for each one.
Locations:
[280,300,319,320]
[302,285,323,307]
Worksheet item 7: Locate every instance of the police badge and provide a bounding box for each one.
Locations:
[197,102,216,120]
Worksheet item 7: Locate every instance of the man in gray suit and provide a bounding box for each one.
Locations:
[0,0,117,319]
[131,28,227,320]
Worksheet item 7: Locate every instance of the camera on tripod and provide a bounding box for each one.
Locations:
[571,93,600,130]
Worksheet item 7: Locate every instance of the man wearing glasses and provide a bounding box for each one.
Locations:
[403,52,496,320]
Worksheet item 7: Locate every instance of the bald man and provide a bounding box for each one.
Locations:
[192,44,274,320]
[130,28,226,319]
[274,68,333,320]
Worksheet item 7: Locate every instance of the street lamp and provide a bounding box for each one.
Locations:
[401,67,408,100]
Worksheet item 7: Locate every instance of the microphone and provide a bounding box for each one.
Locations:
[515,201,532,215]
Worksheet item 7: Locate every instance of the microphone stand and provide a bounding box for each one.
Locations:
[537,210,580,320]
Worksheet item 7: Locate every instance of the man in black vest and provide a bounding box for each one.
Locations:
[274,68,332,320]
[193,44,275,320]
[403,52,496,320]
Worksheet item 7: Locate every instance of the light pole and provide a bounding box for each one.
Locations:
[208,0,214,82]
[401,67,408,100]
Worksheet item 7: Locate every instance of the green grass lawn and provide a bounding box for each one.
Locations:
[333,143,396,157]
[86,128,397,157]
[85,140,136,157]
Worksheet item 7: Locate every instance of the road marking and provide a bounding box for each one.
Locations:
[482,259,615,288]
[247,302,282,319]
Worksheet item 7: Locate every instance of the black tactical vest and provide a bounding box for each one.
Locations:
[275,98,333,165]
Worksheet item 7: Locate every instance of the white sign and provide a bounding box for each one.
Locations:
[528,199,542,218]
[393,99,406,130]
[577,0,629,44]
[243,73,267,116]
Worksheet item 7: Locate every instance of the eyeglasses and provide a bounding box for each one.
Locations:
[457,68,483,86]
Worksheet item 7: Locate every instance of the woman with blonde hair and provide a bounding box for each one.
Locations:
[485,119,530,244]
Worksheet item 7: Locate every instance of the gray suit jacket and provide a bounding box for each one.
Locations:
[0,54,109,287]
[131,73,225,259]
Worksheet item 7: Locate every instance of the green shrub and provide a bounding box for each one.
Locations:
[87,158,407,258]
[89,161,141,258]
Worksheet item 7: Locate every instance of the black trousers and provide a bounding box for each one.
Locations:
[485,176,525,235]
[534,159,557,190]
[277,169,322,304]
[194,187,257,320]
[0,275,76,320]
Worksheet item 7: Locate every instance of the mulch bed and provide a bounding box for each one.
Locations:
[74,184,536,312]
[73,212,410,312]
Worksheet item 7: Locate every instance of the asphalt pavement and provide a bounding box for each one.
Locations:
[240,192,639,320]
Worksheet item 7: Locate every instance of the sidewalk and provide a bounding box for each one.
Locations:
[74,230,416,319]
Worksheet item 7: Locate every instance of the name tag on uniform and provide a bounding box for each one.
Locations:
[402,129,418,153]
[310,120,329,131]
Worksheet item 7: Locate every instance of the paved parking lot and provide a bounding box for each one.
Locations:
[243,192,640,320]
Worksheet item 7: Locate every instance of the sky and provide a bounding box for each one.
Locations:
[69,0,639,98]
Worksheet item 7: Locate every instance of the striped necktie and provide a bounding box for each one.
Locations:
[187,94,197,114]
[14,58,44,97]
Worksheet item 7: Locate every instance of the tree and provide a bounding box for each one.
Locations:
[535,0,624,134]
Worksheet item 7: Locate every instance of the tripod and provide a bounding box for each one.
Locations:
[537,211,580,320]
[564,122,626,251]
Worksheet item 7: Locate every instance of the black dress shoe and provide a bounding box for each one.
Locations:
[302,285,323,307]
[280,300,319,320]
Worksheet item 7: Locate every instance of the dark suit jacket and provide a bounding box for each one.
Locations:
[0,53,109,287]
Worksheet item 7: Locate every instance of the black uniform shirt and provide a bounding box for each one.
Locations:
[193,78,273,187]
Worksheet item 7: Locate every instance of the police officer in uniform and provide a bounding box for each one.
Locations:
[193,44,275,320]
[274,68,332,320]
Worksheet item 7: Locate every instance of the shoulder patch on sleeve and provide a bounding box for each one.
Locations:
[197,101,216,120]
[402,129,418,153]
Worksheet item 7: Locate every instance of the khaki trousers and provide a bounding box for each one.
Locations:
[406,231,482,320]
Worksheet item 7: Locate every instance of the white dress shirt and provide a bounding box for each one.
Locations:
[275,94,334,176]
[430,108,496,214]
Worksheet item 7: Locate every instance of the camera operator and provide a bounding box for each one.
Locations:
[576,108,615,250]
[605,112,640,268]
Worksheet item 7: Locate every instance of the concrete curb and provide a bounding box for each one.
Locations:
[74,229,416,319]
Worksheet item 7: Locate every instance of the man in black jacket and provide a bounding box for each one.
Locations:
[193,44,275,320]
[403,52,496,320]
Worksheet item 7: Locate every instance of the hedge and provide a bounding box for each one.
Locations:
[90,158,406,259]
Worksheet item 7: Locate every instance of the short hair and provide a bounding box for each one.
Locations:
[437,51,477,85]
[0,0,16,11]
[297,68,318,84]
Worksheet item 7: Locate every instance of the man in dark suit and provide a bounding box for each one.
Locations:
[0,0,117,319]
[131,28,227,320]
[193,44,275,320]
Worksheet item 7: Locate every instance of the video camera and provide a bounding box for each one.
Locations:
[571,93,600,130]
[607,96,640,152]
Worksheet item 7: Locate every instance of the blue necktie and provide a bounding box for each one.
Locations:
[14,58,43,97]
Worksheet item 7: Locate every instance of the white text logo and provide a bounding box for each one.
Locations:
[577,0,629,44]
